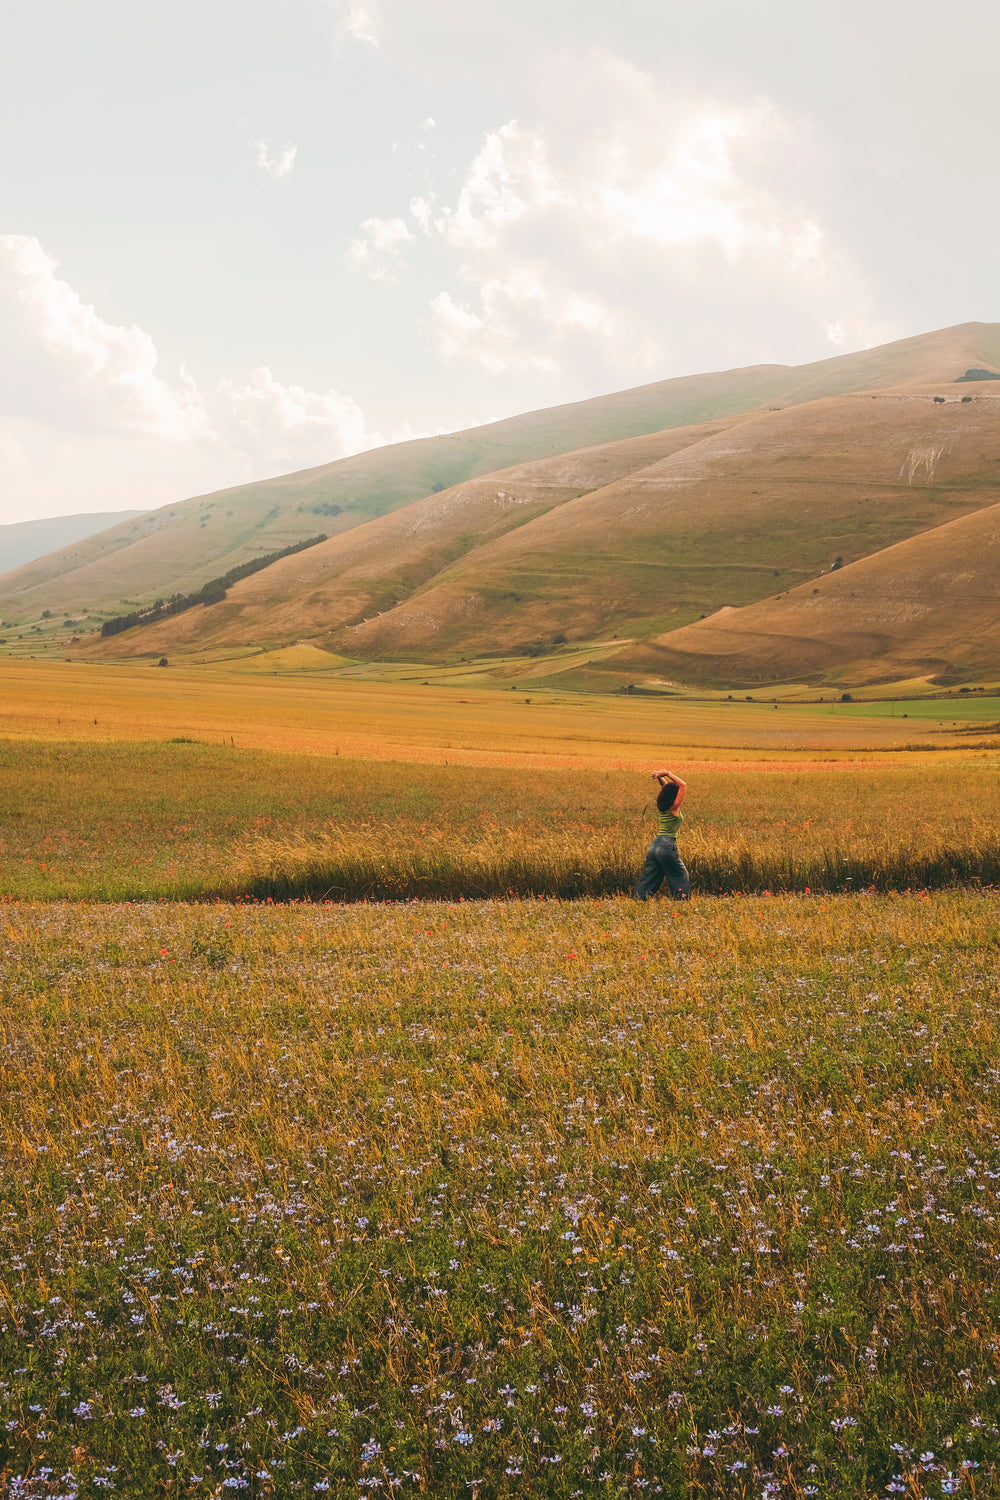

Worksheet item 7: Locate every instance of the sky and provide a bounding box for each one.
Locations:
[2,0,999,525]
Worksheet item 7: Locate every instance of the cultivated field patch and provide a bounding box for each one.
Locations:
[1,661,992,766]
[4,741,1000,902]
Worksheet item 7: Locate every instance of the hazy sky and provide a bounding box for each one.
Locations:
[2,0,998,524]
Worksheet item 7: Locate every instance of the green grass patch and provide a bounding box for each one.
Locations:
[818,695,1000,721]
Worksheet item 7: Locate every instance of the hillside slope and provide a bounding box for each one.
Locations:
[76,420,744,658]
[0,511,148,573]
[335,385,1000,660]
[626,498,1000,688]
[5,320,998,628]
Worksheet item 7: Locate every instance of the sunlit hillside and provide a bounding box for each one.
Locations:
[0,510,148,572]
[333,384,1000,666]
[628,493,1000,688]
[4,321,998,632]
[72,418,746,659]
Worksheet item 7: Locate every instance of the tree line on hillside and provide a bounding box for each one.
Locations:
[100,535,327,638]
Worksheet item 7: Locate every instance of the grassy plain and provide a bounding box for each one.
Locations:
[3,894,1000,1497]
[4,657,1000,903]
[4,663,1000,1495]
[0,660,992,764]
[5,737,1000,903]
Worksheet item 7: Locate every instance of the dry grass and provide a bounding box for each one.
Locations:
[0,660,989,765]
[643,490,1000,690]
[3,681,1000,1493]
[233,813,1000,903]
[5,734,1000,903]
[1,892,999,1496]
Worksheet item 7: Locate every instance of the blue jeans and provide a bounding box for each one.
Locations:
[634,835,691,900]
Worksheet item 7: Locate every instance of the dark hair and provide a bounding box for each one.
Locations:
[656,780,678,812]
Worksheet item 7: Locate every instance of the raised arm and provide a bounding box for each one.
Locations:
[652,767,687,810]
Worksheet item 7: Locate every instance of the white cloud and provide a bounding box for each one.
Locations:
[432,122,566,254]
[409,197,434,234]
[217,367,382,464]
[349,52,883,380]
[593,109,777,259]
[0,234,207,440]
[0,431,28,468]
[0,237,387,524]
[346,216,414,282]
[250,138,298,181]
[330,1,379,46]
[429,273,615,376]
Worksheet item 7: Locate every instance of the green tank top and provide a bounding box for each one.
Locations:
[657,809,684,838]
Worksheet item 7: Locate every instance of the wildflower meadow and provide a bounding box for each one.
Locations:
[3,710,1000,1497]
[2,892,1000,1498]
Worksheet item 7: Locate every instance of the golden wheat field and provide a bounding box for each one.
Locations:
[4,732,1000,903]
[4,662,1000,1497]
[1,659,991,765]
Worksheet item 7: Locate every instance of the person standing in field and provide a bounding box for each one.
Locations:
[634,767,691,901]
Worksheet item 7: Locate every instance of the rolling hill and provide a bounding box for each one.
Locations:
[8,320,1000,689]
[333,385,1000,665]
[4,320,999,633]
[77,377,1000,689]
[624,498,1000,689]
[0,511,147,572]
[67,419,746,658]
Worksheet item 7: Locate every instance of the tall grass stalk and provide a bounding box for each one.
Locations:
[6,740,1000,901]
[225,821,1000,902]
[226,825,640,901]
